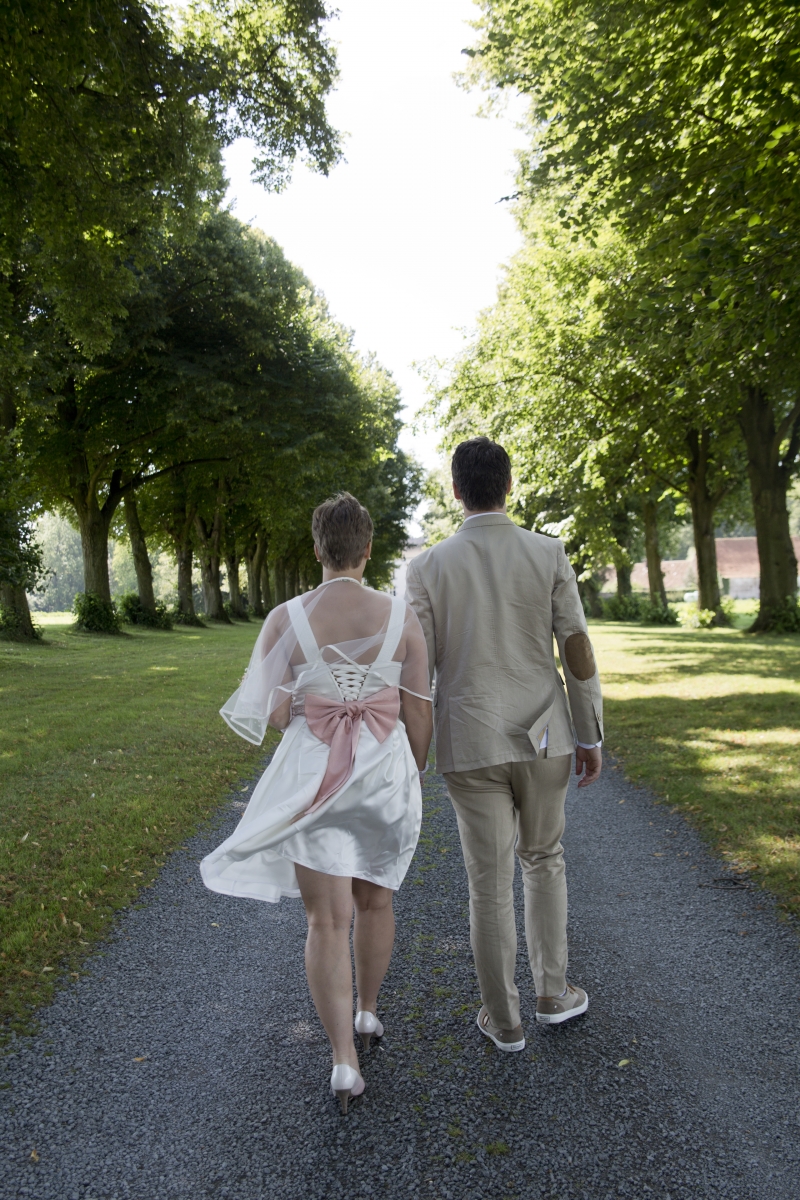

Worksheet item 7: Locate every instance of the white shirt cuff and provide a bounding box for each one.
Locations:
[539,729,601,751]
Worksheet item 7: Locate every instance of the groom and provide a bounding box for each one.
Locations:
[406,437,603,1051]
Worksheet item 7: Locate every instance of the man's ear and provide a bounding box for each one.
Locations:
[313,544,321,562]
[452,480,462,501]
[506,476,513,495]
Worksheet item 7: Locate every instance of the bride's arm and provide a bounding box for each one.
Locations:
[402,693,433,770]
[259,606,294,730]
[398,605,433,770]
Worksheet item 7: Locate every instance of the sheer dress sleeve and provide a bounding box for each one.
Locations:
[219,604,300,743]
[398,603,433,703]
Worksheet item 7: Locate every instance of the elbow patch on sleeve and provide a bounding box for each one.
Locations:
[564,632,597,681]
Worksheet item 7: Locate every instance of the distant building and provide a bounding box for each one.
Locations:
[606,536,800,600]
[712,538,765,600]
[391,535,426,597]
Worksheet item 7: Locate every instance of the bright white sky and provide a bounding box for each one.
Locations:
[223,0,525,474]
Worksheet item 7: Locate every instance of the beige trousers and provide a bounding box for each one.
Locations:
[444,754,572,1030]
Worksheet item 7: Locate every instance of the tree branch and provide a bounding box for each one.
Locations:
[118,458,230,501]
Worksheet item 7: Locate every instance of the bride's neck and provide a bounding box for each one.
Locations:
[320,567,365,584]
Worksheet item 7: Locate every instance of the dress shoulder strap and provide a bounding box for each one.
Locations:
[377,595,406,663]
[287,596,320,664]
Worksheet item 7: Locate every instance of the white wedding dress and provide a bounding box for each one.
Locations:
[200,580,432,903]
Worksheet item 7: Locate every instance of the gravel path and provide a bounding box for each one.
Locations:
[2,759,799,1200]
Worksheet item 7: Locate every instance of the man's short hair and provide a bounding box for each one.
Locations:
[451,437,512,512]
[312,492,374,570]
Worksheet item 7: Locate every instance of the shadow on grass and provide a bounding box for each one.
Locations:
[598,625,800,685]
[606,690,800,913]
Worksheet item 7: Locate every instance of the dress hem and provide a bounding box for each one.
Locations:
[199,869,301,905]
[285,850,401,891]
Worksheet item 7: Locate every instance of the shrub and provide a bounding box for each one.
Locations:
[72,592,122,633]
[0,604,42,641]
[763,599,800,634]
[171,606,205,627]
[223,600,250,621]
[117,592,173,629]
[678,603,716,629]
[720,596,737,622]
[641,603,679,626]
[602,595,645,622]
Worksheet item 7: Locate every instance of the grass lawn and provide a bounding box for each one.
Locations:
[0,620,271,1038]
[591,621,800,917]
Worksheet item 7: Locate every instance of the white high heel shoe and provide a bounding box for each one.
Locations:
[330,1063,364,1114]
[355,1010,384,1052]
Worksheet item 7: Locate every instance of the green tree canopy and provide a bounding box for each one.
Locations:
[0,0,340,352]
[1,0,343,636]
[457,0,800,628]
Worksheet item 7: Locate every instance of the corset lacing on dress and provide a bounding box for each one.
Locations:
[291,660,369,718]
[329,661,369,701]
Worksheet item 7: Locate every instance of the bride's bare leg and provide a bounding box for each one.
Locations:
[294,863,359,1070]
[352,879,395,1014]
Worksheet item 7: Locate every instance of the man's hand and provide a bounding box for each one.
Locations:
[575,745,602,788]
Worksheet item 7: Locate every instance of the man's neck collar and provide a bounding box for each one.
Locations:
[458,511,513,531]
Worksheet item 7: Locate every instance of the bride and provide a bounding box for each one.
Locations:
[201,493,433,1112]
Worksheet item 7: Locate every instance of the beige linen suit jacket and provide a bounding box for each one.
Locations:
[405,514,603,775]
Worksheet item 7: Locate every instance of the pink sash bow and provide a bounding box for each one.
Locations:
[293,686,401,821]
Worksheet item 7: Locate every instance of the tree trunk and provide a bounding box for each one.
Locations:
[738,385,800,630]
[284,559,296,600]
[609,506,634,599]
[0,393,37,638]
[577,573,604,618]
[194,510,230,623]
[616,563,632,599]
[0,582,37,638]
[244,537,261,617]
[175,542,197,620]
[260,554,273,612]
[686,428,725,622]
[225,551,247,618]
[123,492,156,612]
[693,516,721,613]
[246,530,268,618]
[247,535,262,614]
[274,557,287,606]
[166,484,199,623]
[74,498,113,603]
[642,498,668,608]
[199,555,227,620]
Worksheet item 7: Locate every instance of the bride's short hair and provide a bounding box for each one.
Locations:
[312,492,374,569]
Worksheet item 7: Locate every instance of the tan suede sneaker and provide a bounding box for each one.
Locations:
[476,1005,526,1052]
[535,983,589,1025]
